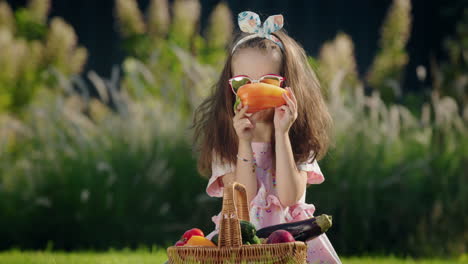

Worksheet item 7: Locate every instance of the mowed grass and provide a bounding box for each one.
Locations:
[344,256,467,264]
[0,250,167,264]
[0,250,467,264]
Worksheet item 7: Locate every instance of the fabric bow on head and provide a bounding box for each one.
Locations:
[231,11,284,53]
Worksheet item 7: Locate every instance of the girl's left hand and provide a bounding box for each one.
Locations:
[274,87,298,134]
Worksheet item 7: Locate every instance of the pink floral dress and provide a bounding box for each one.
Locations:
[205,142,341,264]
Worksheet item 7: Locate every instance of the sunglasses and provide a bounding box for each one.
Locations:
[228,74,285,95]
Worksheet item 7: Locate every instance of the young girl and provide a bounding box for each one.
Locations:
[193,11,341,264]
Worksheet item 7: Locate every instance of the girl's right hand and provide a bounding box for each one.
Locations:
[233,102,254,142]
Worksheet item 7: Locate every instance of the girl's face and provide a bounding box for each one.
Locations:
[231,47,282,123]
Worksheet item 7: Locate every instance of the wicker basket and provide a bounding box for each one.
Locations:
[167,182,307,264]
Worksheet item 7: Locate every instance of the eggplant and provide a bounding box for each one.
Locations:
[256,214,332,242]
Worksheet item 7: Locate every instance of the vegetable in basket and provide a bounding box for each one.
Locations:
[240,220,261,245]
[167,181,308,263]
[210,220,262,246]
[256,214,332,242]
[185,235,216,247]
[174,228,204,246]
[182,228,204,240]
[266,230,295,244]
[210,234,218,245]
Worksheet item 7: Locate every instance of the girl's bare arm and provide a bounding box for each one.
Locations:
[229,103,258,207]
[274,132,307,207]
[222,140,257,207]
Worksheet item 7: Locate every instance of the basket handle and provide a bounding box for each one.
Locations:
[217,182,250,248]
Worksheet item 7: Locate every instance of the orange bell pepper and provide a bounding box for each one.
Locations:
[185,235,216,246]
[235,82,290,113]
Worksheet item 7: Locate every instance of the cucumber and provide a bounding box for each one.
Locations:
[251,235,261,244]
[240,220,257,244]
[256,214,332,242]
[210,220,259,246]
[211,234,218,245]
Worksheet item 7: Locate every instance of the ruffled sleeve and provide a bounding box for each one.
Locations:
[206,151,235,197]
[297,155,325,185]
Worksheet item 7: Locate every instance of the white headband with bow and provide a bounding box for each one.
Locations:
[231,11,285,53]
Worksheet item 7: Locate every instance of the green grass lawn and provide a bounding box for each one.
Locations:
[0,250,466,264]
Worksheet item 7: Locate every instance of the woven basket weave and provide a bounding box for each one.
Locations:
[167,182,307,264]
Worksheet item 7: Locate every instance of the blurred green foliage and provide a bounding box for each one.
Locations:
[115,0,232,119]
[311,79,467,257]
[315,2,467,255]
[366,0,412,103]
[432,8,468,106]
[0,75,219,250]
[0,0,87,114]
[318,32,360,99]
[0,0,466,259]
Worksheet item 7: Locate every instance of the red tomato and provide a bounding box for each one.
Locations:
[181,228,204,242]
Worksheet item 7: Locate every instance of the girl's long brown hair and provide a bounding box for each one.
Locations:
[192,29,333,177]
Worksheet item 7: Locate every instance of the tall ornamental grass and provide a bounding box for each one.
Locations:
[310,70,467,257]
[0,71,218,250]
